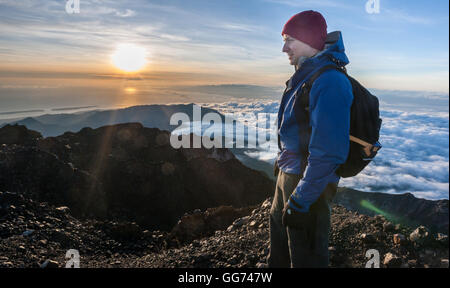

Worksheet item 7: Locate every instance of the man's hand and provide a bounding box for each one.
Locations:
[282,201,312,229]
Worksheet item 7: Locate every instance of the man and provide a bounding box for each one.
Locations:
[267,10,353,268]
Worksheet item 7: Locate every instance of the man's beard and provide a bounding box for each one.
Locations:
[295,56,309,70]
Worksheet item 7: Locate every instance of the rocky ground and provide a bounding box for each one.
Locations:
[0,123,448,268]
[1,190,448,268]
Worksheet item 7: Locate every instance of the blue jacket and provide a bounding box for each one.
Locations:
[277,31,353,213]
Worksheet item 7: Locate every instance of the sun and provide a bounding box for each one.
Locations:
[111,44,147,72]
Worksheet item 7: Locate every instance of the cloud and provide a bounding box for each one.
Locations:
[339,108,448,200]
[384,8,435,25]
[210,22,264,33]
[115,9,136,17]
[201,100,449,200]
[160,34,190,42]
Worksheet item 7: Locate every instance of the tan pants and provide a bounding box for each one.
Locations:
[267,170,337,268]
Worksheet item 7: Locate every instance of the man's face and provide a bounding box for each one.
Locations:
[282,34,314,66]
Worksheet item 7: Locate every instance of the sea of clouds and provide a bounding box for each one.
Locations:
[198,98,449,201]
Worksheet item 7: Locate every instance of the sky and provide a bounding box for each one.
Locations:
[0,0,449,112]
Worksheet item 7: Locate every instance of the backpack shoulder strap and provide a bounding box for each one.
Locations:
[304,65,346,93]
[299,64,347,112]
[294,64,347,159]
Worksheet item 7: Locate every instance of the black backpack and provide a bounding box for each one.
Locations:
[296,64,382,178]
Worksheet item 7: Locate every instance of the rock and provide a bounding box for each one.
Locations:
[393,233,406,245]
[249,221,257,228]
[256,262,268,268]
[383,253,402,268]
[407,259,417,268]
[400,262,409,268]
[40,259,59,268]
[383,222,394,232]
[110,222,142,241]
[360,233,376,244]
[161,162,176,175]
[436,233,448,246]
[0,124,42,145]
[374,215,386,222]
[409,226,432,245]
[55,206,70,214]
[204,206,254,233]
[52,229,72,247]
[22,229,35,237]
[233,216,249,228]
[261,199,271,209]
[2,262,13,267]
[169,213,205,244]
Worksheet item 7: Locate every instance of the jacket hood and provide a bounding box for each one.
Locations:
[316,30,349,67]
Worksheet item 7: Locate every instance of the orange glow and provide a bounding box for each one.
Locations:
[124,87,137,93]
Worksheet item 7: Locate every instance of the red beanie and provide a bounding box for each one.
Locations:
[282,10,327,51]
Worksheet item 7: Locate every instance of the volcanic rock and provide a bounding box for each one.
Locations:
[0,124,42,146]
[383,253,402,268]
[0,123,274,231]
[393,233,406,245]
[409,226,432,245]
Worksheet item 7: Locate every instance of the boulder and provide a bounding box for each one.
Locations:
[409,226,432,245]
[393,233,406,245]
[383,253,402,268]
[383,222,395,232]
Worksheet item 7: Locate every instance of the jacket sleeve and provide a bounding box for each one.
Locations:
[288,70,353,212]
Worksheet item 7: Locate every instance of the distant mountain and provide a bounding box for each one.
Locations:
[1,104,225,137]
[334,188,449,234]
[231,148,276,180]
[1,104,276,179]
